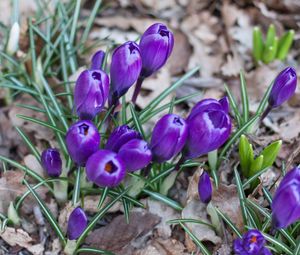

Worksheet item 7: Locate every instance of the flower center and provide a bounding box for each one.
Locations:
[104,160,117,174]
[128,43,137,54]
[250,236,257,243]
[79,124,89,136]
[158,25,169,37]
[173,117,183,126]
[91,71,101,81]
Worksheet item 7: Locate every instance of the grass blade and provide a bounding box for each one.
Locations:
[140,66,200,119]
[79,0,102,49]
[129,103,145,139]
[240,71,249,123]
[23,179,66,245]
[215,207,242,238]
[179,222,211,255]
[15,127,41,162]
[224,84,242,127]
[263,233,293,255]
[0,155,47,185]
[16,114,66,135]
[75,247,115,255]
[143,189,183,211]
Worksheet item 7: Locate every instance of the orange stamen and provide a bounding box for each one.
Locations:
[105,163,113,173]
[250,236,257,243]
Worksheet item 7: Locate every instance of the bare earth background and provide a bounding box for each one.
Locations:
[0,0,300,254]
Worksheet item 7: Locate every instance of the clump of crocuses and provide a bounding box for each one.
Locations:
[234,230,272,255]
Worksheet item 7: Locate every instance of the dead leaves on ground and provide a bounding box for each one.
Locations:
[0,227,44,255]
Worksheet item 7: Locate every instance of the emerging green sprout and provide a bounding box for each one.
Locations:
[253,24,294,64]
[239,135,282,189]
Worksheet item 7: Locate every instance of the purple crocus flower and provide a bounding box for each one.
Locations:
[86,150,126,187]
[184,97,231,159]
[66,120,100,166]
[118,139,152,172]
[198,171,212,203]
[105,125,141,152]
[233,230,272,255]
[41,148,62,177]
[109,41,142,105]
[140,23,174,77]
[67,207,88,240]
[90,50,105,70]
[150,114,188,163]
[271,167,300,229]
[268,67,297,108]
[74,69,109,120]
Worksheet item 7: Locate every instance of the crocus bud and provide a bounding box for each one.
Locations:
[66,120,100,166]
[271,167,300,229]
[90,50,105,70]
[67,207,88,240]
[140,23,174,78]
[150,114,188,163]
[109,41,142,105]
[74,69,109,120]
[184,98,231,159]
[105,125,141,152]
[118,139,152,172]
[198,171,212,203]
[41,148,62,177]
[233,229,271,255]
[268,67,297,108]
[86,150,125,187]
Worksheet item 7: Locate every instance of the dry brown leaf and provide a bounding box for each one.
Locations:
[58,201,74,234]
[182,199,222,246]
[186,167,203,203]
[211,184,244,232]
[221,53,243,77]
[93,16,165,34]
[180,13,223,77]
[9,95,54,141]
[146,199,180,238]
[279,113,300,141]
[45,238,62,255]
[167,30,192,75]
[126,68,172,111]
[0,227,44,255]
[86,211,160,254]
[140,0,176,12]
[83,195,122,213]
[0,170,26,213]
[134,238,188,255]
[24,154,45,178]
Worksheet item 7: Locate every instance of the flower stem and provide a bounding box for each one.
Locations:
[260,105,272,123]
[131,76,144,106]
[72,166,81,206]
[174,155,185,171]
